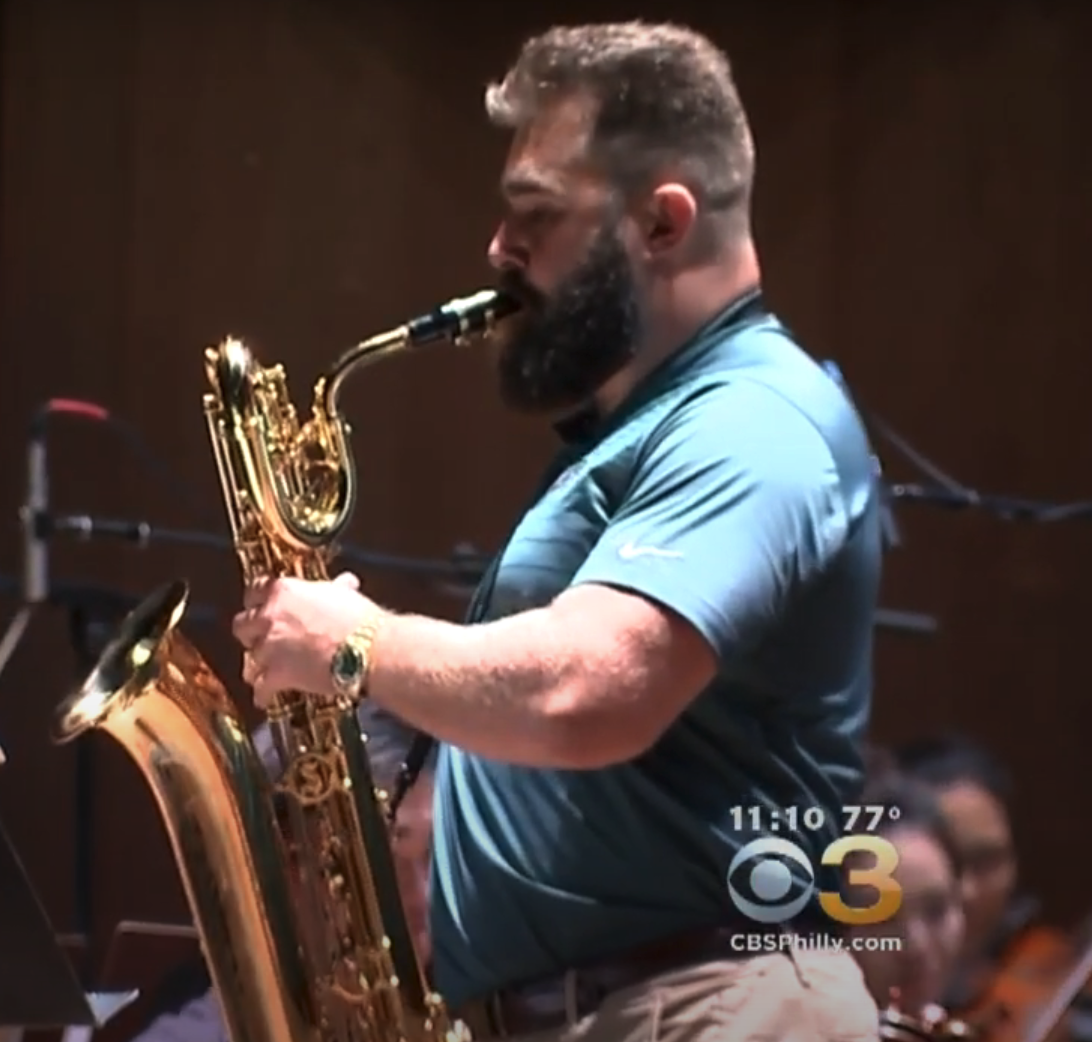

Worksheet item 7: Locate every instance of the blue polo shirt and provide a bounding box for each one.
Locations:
[429,290,882,1006]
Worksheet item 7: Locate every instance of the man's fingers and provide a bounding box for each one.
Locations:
[243,579,274,610]
[245,652,280,709]
[242,651,262,687]
[232,609,269,649]
[253,677,278,710]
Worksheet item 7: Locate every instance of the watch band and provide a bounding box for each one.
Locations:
[330,612,383,701]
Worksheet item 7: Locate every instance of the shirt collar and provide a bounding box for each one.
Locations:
[551,284,766,448]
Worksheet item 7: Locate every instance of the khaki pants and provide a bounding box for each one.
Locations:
[484,949,880,1042]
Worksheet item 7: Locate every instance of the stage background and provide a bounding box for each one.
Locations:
[1,0,1090,961]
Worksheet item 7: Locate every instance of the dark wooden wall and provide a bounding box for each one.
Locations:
[1,0,1090,959]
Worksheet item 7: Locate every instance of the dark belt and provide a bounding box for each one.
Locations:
[456,916,839,1039]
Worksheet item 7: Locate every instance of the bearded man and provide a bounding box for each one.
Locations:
[233,20,884,1042]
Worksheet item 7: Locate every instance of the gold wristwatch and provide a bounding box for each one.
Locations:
[330,614,383,701]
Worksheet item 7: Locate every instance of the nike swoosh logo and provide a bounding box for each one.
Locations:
[617,541,684,560]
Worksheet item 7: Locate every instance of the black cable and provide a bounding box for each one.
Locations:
[38,398,220,528]
[103,412,222,528]
[889,483,1092,523]
[821,364,1092,525]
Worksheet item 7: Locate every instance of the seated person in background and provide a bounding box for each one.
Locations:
[894,733,1021,997]
[126,703,436,1042]
[849,748,966,1021]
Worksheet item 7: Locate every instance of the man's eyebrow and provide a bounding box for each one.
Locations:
[500,167,564,198]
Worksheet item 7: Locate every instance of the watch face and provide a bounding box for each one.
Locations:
[332,643,364,688]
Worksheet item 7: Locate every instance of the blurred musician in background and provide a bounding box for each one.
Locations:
[895,733,1028,1019]
[895,734,1019,974]
[125,704,435,1042]
[894,736,1092,1041]
[849,750,967,1019]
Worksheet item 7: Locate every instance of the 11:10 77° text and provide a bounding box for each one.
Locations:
[728,804,903,834]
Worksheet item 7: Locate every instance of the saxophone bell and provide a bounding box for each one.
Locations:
[53,578,186,742]
[52,579,317,1042]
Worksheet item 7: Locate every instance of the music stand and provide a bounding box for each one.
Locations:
[0,814,137,1041]
[88,921,201,1042]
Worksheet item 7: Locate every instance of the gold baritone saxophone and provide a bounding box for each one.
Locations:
[51,289,520,1042]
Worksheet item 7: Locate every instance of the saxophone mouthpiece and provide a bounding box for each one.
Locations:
[406,289,521,345]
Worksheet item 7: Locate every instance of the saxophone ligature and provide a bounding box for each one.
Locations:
[51,288,519,1042]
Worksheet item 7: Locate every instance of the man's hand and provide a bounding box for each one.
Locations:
[232,572,381,707]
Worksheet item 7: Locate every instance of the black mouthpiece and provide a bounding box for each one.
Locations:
[406,290,520,346]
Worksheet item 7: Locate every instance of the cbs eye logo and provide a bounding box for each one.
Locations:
[726,835,902,926]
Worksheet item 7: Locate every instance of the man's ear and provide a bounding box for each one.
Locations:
[640,183,698,257]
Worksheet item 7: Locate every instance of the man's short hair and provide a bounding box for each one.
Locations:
[486,21,754,219]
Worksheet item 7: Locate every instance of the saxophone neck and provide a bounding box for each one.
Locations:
[318,288,520,417]
[319,325,410,419]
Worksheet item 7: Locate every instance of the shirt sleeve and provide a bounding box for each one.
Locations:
[569,385,850,662]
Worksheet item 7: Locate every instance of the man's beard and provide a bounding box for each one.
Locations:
[494,224,642,416]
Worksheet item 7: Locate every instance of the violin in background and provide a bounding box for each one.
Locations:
[952,911,1092,1042]
[881,989,978,1041]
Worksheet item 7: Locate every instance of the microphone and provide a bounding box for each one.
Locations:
[45,514,153,546]
[23,410,48,606]
[0,399,111,741]
[20,399,110,606]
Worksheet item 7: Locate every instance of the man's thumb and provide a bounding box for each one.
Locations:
[333,572,361,590]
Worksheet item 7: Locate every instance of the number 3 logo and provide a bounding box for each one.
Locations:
[818,835,903,926]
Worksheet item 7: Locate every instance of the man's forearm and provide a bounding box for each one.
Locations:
[365,606,589,766]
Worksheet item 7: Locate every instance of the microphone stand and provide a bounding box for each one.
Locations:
[0,401,221,963]
[0,402,94,964]
[38,513,490,584]
[38,514,939,636]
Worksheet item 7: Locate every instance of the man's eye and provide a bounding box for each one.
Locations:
[514,207,558,228]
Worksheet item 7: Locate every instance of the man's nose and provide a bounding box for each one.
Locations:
[487,224,528,272]
[487,227,506,270]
